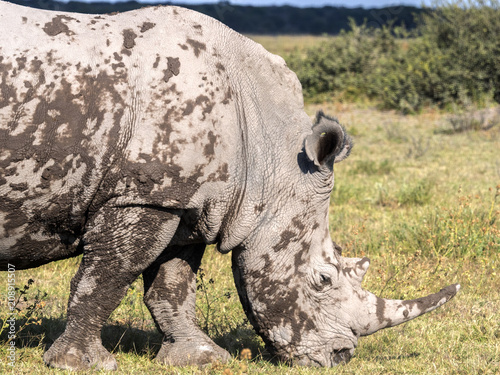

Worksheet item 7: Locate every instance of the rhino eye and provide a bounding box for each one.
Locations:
[320,274,331,285]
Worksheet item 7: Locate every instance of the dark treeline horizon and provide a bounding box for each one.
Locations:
[5,0,425,35]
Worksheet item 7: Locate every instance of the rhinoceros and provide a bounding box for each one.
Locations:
[0,1,459,370]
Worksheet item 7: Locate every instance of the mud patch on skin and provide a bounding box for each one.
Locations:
[272,230,295,252]
[153,55,160,69]
[254,203,265,213]
[215,62,225,74]
[140,22,156,33]
[43,15,75,37]
[122,29,137,49]
[376,296,391,326]
[181,95,214,120]
[203,131,218,158]
[186,39,206,58]
[222,88,232,105]
[206,163,228,182]
[0,53,131,262]
[0,61,17,109]
[163,57,180,83]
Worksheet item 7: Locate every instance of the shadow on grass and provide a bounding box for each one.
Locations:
[1,316,281,366]
[213,325,270,361]
[0,316,163,358]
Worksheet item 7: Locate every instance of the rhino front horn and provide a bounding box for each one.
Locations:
[358,284,460,336]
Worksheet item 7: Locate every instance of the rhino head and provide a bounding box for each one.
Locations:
[230,112,459,366]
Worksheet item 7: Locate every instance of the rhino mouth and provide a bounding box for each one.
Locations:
[286,348,353,367]
[268,339,356,368]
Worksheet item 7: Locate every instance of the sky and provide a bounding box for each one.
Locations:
[164,0,433,8]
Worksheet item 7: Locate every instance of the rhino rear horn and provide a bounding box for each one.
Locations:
[305,111,352,168]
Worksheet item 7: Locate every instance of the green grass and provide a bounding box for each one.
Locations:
[1,37,499,374]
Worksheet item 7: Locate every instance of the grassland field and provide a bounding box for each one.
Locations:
[0,35,499,374]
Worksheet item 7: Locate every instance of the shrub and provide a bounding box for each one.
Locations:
[418,0,500,104]
[286,0,500,112]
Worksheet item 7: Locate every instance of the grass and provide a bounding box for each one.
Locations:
[247,35,331,56]
[1,36,499,374]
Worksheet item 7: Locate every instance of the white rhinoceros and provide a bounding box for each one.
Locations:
[0,1,459,370]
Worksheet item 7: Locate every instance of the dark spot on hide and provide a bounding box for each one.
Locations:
[182,101,194,116]
[0,61,17,109]
[272,230,295,252]
[222,88,232,105]
[153,56,160,69]
[123,159,204,206]
[206,163,229,183]
[401,284,457,311]
[163,57,180,83]
[22,17,27,24]
[1,198,28,233]
[203,131,217,157]
[122,29,137,49]
[9,182,28,191]
[30,58,43,73]
[181,95,213,119]
[196,95,214,118]
[216,62,225,73]
[375,296,392,327]
[140,22,156,33]
[292,217,305,231]
[254,203,265,213]
[178,44,188,50]
[111,62,125,73]
[294,241,308,269]
[43,15,75,37]
[186,38,206,58]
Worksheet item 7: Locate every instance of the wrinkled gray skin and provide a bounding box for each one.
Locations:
[0,2,459,370]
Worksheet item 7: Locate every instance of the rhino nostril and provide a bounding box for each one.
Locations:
[333,348,352,364]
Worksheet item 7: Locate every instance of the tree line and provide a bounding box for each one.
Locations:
[7,0,423,35]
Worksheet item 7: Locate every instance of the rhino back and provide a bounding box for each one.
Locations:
[0,2,309,266]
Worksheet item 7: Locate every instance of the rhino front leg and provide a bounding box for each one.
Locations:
[44,206,182,371]
[143,244,231,366]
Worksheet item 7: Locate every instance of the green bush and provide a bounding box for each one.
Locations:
[286,0,500,112]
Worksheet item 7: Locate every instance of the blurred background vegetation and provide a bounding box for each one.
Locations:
[9,0,500,113]
[8,0,424,34]
[287,0,500,113]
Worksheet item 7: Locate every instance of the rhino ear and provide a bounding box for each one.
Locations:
[304,111,352,169]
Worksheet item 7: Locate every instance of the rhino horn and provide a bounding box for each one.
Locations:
[347,258,460,336]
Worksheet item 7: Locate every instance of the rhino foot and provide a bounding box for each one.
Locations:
[44,334,117,371]
[155,336,231,366]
